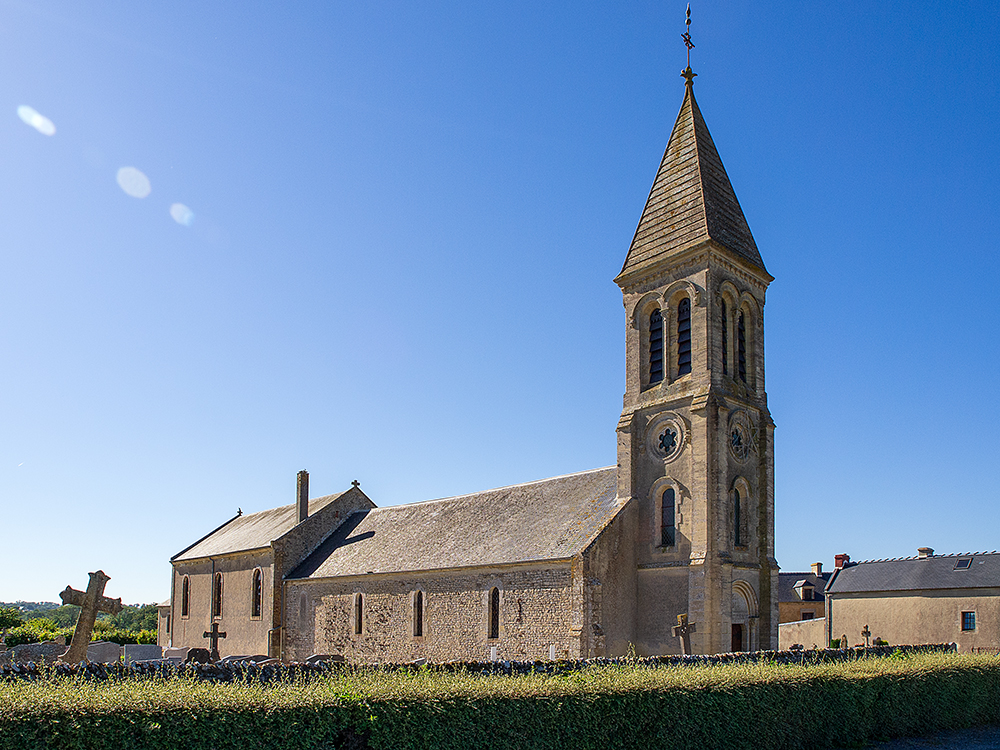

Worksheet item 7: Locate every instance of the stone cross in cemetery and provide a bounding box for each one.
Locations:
[59,570,123,663]
[672,613,696,656]
[203,622,227,661]
[861,624,872,648]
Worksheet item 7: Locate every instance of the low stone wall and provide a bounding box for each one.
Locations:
[778,617,826,650]
[0,643,956,682]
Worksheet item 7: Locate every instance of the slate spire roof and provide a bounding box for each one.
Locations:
[617,72,766,282]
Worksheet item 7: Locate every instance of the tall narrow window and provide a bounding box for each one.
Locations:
[354,594,363,635]
[413,591,424,637]
[212,573,223,619]
[721,300,728,375]
[661,488,676,547]
[251,569,263,618]
[649,309,664,384]
[733,489,742,548]
[737,311,747,383]
[488,587,500,639]
[165,614,171,634]
[181,576,190,617]
[677,298,692,376]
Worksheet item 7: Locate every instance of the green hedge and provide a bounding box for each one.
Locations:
[2,653,998,750]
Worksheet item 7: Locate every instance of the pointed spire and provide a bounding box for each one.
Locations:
[617,71,766,284]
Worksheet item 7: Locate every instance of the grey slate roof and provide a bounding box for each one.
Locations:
[827,553,1000,594]
[617,79,765,282]
[777,572,831,602]
[172,492,348,561]
[289,467,622,579]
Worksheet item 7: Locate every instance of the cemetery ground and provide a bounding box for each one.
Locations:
[2,651,999,750]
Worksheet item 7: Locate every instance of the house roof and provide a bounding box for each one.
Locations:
[288,467,623,580]
[827,552,1000,594]
[617,76,766,284]
[777,572,831,602]
[172,491,348,561]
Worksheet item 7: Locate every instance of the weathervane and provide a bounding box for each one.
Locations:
[681,4,697,86]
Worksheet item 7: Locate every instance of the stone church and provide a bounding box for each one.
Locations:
[165,66,778,662]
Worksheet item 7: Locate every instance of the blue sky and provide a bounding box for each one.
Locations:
[1,1,998,603]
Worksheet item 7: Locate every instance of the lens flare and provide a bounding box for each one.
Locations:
[17,105,56,136]
[116,167,151,198]
[170,203,195,226]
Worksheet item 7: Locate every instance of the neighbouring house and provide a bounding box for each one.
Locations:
[778,562,832,624]
[167,64,780,662]
[825,548,1000,651]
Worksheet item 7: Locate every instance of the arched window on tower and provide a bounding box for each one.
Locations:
[649,309,664,384]
[488,587,500,639]
[661,488,676,547]
[720,299,728,375]
[212,573,223,619]
[677,298,692,376]
[251,569,263,618]
[737,311,747,383]
[733,489,742,548]
[180,576,190,618]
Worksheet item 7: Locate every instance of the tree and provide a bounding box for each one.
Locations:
[0,606,22,644]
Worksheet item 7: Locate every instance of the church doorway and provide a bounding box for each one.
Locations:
[731,624,744,652]
[731,580,759,652]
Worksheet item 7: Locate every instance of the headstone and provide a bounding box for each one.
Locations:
[58,571,123,664]
[86,641,122,664]
[186,647,211,664]
[163,646,189,663]
[202,622,226,661]
[219,654,251,663]
[549,644,556,661]
[250,657,279,666]
[489,645,498,662]
[13,640,66,664]
[861,624,872,648]
[306,653,344,664]
[672,613,697,656]
[123,644,163,664]
[841,634,848,649]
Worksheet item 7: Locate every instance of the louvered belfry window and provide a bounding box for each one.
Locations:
[661,488,676,547]
[649,309,664,384]
[677,298,692,376]
[721,300,728,375]
[737,311,747,383]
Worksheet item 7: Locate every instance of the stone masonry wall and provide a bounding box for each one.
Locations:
[284,564,576,663]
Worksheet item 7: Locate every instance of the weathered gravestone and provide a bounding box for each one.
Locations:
[13,640,66,664]
[123,644,163,664]
[86,641,122,664]
[186,647,211,664]
[672,613,696,656]
[59,570,123,664]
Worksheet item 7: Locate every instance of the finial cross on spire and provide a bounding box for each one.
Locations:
[681,4,697,87]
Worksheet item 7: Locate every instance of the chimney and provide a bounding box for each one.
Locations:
[917,547,934,559]
[297,470,309,523]
[834,553,850,569]
[811,562,823,577]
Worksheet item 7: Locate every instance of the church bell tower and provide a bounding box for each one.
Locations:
[615,60,777,654]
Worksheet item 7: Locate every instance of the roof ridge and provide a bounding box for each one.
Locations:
[364,466,617,511]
